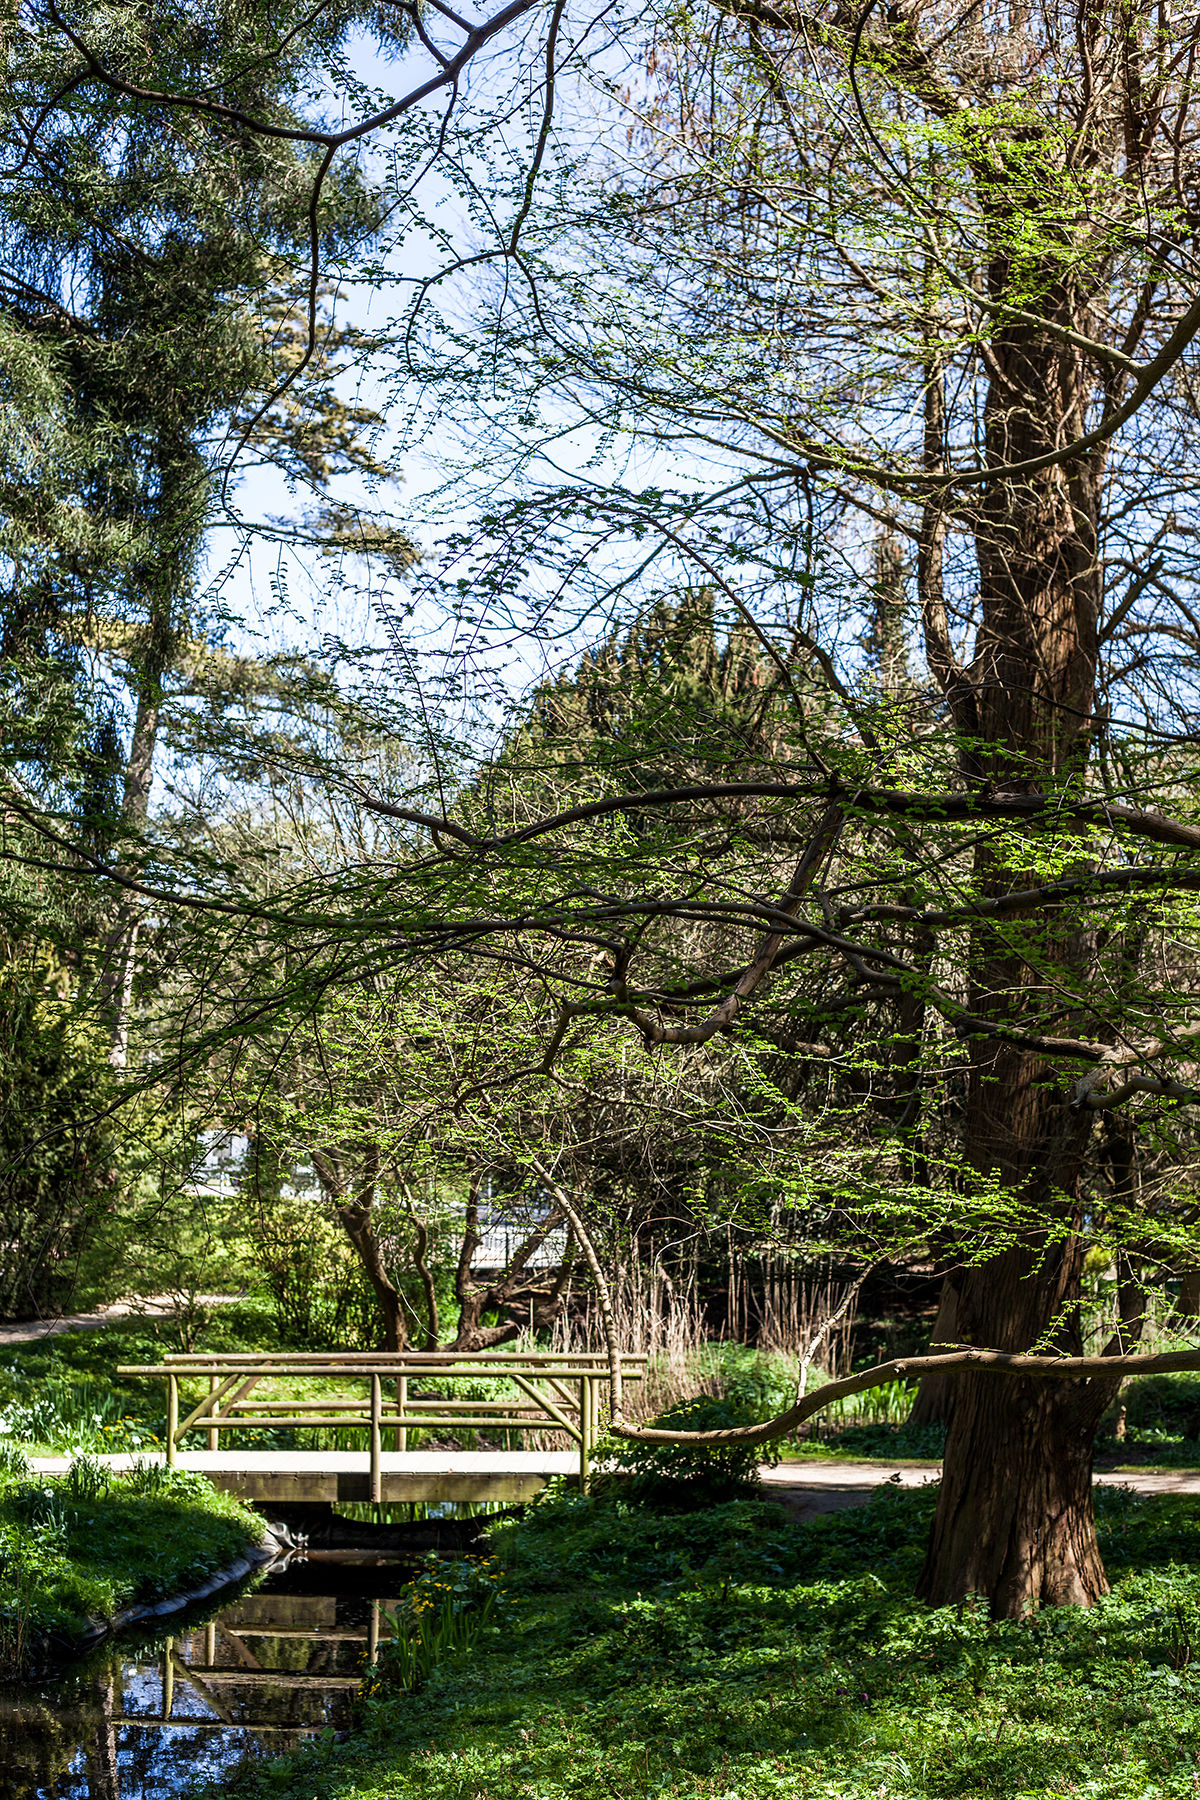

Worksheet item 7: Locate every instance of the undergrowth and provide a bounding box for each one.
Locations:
[0,1302,278,1454]
[211,1481,1200,1800]
[365,1554,514,1693]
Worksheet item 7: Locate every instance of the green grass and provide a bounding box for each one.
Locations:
[0,1454,263,1671]
[207,1480,1200,1800]
[780,1369,1200,1468]
[781,1421,949,1462]
[0,1300,280,1453]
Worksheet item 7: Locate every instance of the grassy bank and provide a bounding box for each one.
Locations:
[214,1482,1200,1800]
[0,1453,263,1674]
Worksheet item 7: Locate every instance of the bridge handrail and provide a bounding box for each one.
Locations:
[116,1350,648,1497]
[140,1351,647,1366]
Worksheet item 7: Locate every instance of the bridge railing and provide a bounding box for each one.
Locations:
[116,1351,648,1497]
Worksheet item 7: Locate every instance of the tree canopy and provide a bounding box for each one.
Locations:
[5,0,1200,1619]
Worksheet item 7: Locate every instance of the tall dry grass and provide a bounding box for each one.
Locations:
[522,1253,864,1443]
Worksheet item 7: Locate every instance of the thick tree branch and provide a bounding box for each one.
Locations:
[611,1346,1200,1447]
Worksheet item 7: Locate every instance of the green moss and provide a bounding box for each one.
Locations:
[0,1460,262,1669]
[208,1482,1200,1800]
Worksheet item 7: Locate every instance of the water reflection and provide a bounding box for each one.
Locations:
[0,1565,410,1799]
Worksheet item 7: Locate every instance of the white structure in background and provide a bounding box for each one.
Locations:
[472,1204,568,1275]
[189,1136,567,1273]
[190,1132,250,1198]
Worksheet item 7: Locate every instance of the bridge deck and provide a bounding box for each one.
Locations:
[29,1450,1200,1504]
[29,1448,581,1503]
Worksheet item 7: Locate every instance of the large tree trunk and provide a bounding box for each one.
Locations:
[916,277,1109,1614]
[915,1239,1113,1613]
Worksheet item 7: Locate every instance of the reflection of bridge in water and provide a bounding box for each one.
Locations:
[0,1579,409,1800]
[127,1598,390,1735]
[127,1588,394,1733]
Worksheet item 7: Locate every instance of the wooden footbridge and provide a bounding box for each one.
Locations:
[111,1350,647,1503]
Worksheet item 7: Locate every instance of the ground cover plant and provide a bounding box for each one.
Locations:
[368,1553,515,1692]
[207,1481,1200,1800]
[0,1452,263,1675]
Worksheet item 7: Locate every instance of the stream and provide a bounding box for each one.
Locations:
[0,1552,415,1799]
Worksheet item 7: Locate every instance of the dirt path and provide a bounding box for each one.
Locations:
[0,1295,243,1348]
[761,1457,1200,1520]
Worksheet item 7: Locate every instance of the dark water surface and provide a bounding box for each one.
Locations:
[0,1558,415,1799]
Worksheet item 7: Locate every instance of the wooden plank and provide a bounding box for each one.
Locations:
[171,1650,233,1724]
[122,1361,645,1377]
[176,1370,253,1437]
[158,1351,646,1363]
[226,1400,566,1414]
[221,1595,337,1630]
[174,1415,576,1430]
[222,1628,370,1641]
[219,1628,263,1670]
[113,1719,324,1733]
[510,1372,580,1443]
[370,1373,382,1503]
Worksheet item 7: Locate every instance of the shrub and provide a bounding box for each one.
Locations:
[602,1391,778,1507]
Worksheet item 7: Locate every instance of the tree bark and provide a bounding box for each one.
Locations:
[97,443,198,1067]
[915,1239,1113,1614]
[98,677,160,1068]
[412,1218,439,1351]
[915,266,1109,1613]
[1181,1269,1200,1317]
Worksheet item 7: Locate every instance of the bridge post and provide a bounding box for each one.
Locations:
[166,1373,178,1468]
[395,1374,407,1453]
[370,1373,382,1503]
[578,1376,591,1496]
[208,1375,218,1453]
